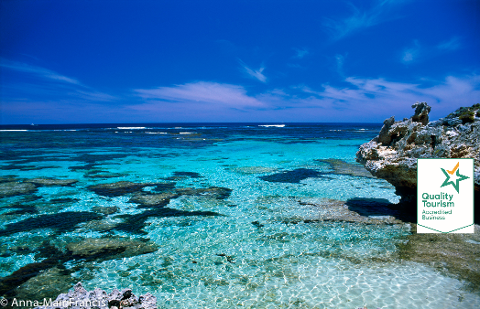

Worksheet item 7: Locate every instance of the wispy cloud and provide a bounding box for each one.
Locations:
[131,74,479,122]
[0,58,83,86]
[295,75,480,120]
[401,37,462,64]
[437,36,461,51]
[323,0,403,40]
[0,58,116,102]
[238,60,267,83]
[134,82,265,109]
[293,48,309,59]
[335,53,347,76]
[402,40,420,63]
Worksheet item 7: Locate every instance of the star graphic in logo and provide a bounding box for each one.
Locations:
[440,162,469,193]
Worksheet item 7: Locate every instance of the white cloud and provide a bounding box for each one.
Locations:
[134,81,265,109]
[238,60,267,83]
[131,74,479,122]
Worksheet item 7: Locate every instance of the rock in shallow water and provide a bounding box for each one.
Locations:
[24,178,78,186]
[87,181,152,197]
[33,282,157,309]
[0,181,37,197]
[66,237,158,259]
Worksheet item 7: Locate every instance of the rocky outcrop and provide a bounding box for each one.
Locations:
[356,103,480,215]
[34,282,157,309]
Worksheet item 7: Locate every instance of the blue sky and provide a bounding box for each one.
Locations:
[0,0,479,124]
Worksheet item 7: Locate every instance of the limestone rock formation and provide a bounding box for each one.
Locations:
[356,103,480,216]
[34,282,157,309]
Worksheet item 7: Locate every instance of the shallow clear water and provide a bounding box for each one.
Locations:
[1,123,479,308]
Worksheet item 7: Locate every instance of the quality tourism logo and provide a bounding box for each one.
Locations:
[440,162,469,193]
[417,158,474,234]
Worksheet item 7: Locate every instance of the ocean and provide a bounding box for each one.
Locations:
[0,123,479,308]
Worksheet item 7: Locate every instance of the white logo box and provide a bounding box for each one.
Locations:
[417,158,474,233]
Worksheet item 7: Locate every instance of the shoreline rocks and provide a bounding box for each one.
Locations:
[33,282,157,309]
[356,103,480,220]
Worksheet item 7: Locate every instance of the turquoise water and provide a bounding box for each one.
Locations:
[1,124,479,308]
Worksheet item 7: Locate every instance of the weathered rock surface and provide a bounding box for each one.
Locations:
[295,198,404,225]
[87,181,151,197]
[316,159,375,178]
[398,224,480,292]
[91,206,119,215]
[66,237,158,259]
[129,192,178,207]
[25,178,78,186]
[0,182,37,197]
[34,282,157,309]
[175,186,232,199]
[356,103,480,211]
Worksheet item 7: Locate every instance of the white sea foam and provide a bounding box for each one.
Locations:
[0,129,29,132]
[259,124,285,128]
[117,127,146,129]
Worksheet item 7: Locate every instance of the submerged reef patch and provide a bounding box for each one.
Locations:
[114,207,225,234]
[259,168,330,184]
[397,224,480,292]
[0,182,37,197]
[24,178,78,187]
[66,237,158,261]
[87,181,152,197]
[0,212,102,236]
[316,159,375,178]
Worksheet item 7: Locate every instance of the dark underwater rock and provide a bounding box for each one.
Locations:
[14,267,76,304]
[129,192,178,207]
[77,219,119,232]
[259,168,329,184]
[0,182,37,197]
[295,198,403,225]
[0,212,102,236]
[0,257,61,298]
[87,181,151,197]
[168,171,202,179]
[91,206,119,215]
[66,237,158,260]
[114,207,225,234]
[33,282,157,309]
[175,186,232,199]
[316,159,375,178]
[25,178,78,186]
